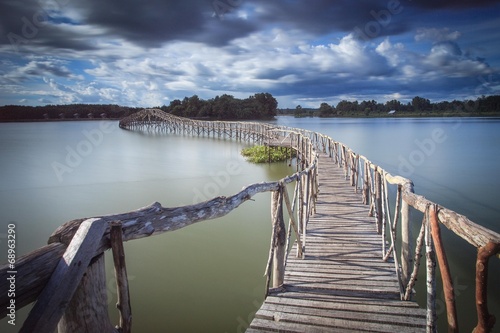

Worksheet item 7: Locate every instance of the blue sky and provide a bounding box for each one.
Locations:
[1,0,499,108]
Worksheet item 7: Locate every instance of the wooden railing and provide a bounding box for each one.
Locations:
[1,109,499,333]
[272,122,500,333]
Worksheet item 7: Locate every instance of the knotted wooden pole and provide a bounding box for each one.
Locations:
[429,205,458,333]
[473,241,500,333]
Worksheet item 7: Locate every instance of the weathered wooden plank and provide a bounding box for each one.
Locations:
[266,292,426,312]
[250,318,354,333]
[20,218,108,333]
[259,302,426,327]
[254,309,424,332]
[248,154,425,332]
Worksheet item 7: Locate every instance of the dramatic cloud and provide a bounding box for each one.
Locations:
[0,0,499,107]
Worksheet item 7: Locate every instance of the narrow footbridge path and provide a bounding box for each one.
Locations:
[248,154,427,332]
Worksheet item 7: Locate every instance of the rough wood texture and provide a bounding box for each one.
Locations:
[57,254,118,333]
[401,182,414,287]
[110,221,132,333]
[271,189,286,288]
[473,242,500,333]
[20,218,108,333]
[248,155,426,332]
[425,209,437,333]
[429,205,458,333]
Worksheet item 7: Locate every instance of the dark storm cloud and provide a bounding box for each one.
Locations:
[71,0,258,47]
[409,0,499,10]
[2,0,499,52]
[252,0,406,33]
[0,0,98,52]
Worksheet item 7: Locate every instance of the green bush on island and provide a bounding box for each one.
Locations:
[241,145,296,163]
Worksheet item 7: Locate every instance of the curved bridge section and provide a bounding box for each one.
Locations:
[120,108,277,144]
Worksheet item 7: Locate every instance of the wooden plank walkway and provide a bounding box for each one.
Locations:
[247,154,427,332]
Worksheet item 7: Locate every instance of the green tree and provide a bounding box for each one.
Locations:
[385,99,402,112]
[411,96,431,112]
[319,102,334,117]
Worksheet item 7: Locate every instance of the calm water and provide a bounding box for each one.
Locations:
[0,117,499,332]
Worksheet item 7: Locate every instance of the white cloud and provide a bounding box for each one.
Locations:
[415,28,461,42]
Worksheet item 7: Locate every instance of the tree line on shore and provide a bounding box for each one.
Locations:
[0,104,142,122]
[284,95,500,117]
[0,93,278,122]
[157,93,278,120]
[1,94,500,122]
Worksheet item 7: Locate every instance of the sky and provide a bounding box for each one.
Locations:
[0,0,499,108]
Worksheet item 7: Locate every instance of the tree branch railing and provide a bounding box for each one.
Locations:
[1,109,499,332]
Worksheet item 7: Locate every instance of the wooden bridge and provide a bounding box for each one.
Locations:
[1,109,499,333]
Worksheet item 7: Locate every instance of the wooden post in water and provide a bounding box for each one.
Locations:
[271,187,286,288]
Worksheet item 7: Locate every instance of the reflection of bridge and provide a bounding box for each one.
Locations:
[1,109,499,332]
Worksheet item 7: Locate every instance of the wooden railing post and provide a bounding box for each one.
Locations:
[362,161,370,205]
[401,182,414,288]
[57,254,117,333]
[429,205,458,333]
[374,168,383,234]
[425,207,437,333]
[110,221,132,333]
[271,187,286,288]
[473,241,500,333]
[20,218,111,333]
